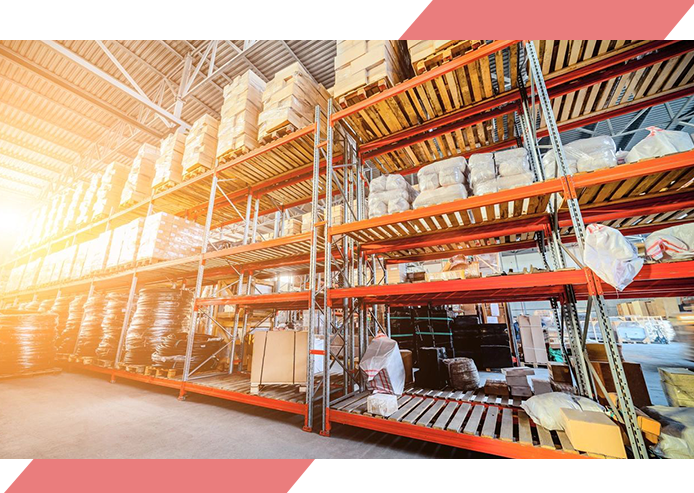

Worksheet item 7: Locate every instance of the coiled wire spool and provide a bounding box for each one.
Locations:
[38,299,54,312]
[95,293,130,361]
[152,332,225,370]
[50,295,73,336]
[74,293,107,357]
[57,295,86,353]
[0,311,58,375]
[123,287,193,365]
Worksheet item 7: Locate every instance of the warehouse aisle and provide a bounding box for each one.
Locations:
[0,372,490,459]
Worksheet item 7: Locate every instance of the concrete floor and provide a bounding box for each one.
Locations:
[1,343,690,458]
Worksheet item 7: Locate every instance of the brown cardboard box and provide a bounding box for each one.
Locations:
[659,367,694,407]
[484,379,510,396]
[548,362,572,384]
[592,361,651,408]
[506,375,529,387]
[586,342,623,362]
[531,378,553,395]
[250,331,308,392]
[635,409,661,444]
[502,367,535,376]
[400,349,413,384]
[510,386,533,398]
[386,264,407,285]
[560,408,627,458]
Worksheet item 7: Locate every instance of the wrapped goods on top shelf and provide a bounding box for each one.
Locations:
[84,231,113,275]
[626,127,694,163]
[6,264,25,292]
[543,135,617,178]
[47,192,70,238]
[92,162,129,219]
[182,114,219,174]
[468,148,535,196]
[106,218,145,269]
[416,156,467,191]
[70,240,92,279]
[217,70,266,159]
[152,131,186,189]
[646,223,694,260]
[77,173,100,225]
[368,174,418,218]
[584,224,643,291]
[257,62,330,141]
[20,259,40,290]
[407,40,481,73]
[495,148,530,177]
[333,40,411,100]
[136,212,204,263]
[414,183,468,209]
[120,143,158,207]
[63,181,86,231]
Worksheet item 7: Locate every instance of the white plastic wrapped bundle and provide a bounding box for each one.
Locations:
[645,223,694,260]
[385,173,410,191]
[367,393,398,417]
[413,183,468,209]
[468,153,496,185]
[368,189,411,217]
[370,175,388,193]
[419,172,440,191]
[497,172,534,191]
[473,179,499,196]
[626,127,693,163]
[583,224,643,291]
[543,153,578,178]
[543,136,617,177]
[137,212,204,262]
[360,335,405,395]
[417,156,467,191]
[496,148,529,177]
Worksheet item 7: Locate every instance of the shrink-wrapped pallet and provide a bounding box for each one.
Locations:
[92,162,129,219]
[71,241,91,279]
[136,212,204,263]
[543,136,617,178]
[368,174,417,218]
[24,257,43,287]
[106,220,146,269]
[182,114,219,174]
[257,62,330,141]
[84,231,113,275]
[417,157,467,191]
[63,181,86,231]
[333,40,411,99]
[496,172,534,190]
[120,143,158,206]
[6,264,25,292]
[626,127,693,163]
[77,173,101,225]
[496,148,530,177]
[413,183,468,209]
[217,70,266,158]
[152,131,186,189]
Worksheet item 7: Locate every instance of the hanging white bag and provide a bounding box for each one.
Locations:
[583,224,643,291]
[360,335,405,395]
[626,126,694,163]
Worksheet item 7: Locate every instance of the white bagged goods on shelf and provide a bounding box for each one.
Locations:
[368,189,411,217]
[583,224,643,291]
[92,162,129,219]
[468,153,496,185]
[360,335,406,395]
[385,173,411,191]
[495,148,529,176]
[544,136,617,177]
[121,143,159,206]
[366,393,399,417]
[85,231,113,275]
[496,172,534,191]
[370,175,388,193]
[417,156,467,191]
[472,179,499,196]
[521,392,606,431]
[63,181,86,230]
[217,70,266,158]
[644,406,694,459]
[413,183,468,209]
[182,114,219,173]
[626,127,694,163]
[646,223,694,260]
[543,153,578,178]
[77,173,101,225]
[153,131,186,188]
[137,212,204,262]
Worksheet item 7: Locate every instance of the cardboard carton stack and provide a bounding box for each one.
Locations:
[618,299,680,318]
[120,143,159,207]
[407,40,481,74]
[20,259,40,290]
[483,378,510,397]
[217,70,266,158]
[136,212,204,263]
[659,367,694,407]
[282,217,303,236]
[518,315,548,365]
[182,114,219,175]
[560,408,627,458]
[333,40,411,99]
[84,231,113,275]
[77,174,101,225]
[63,181,86,231]
[6,264,25,292]
[48,192,69,238]
[152,131,186,189]
[92,162,129,219]
[257,62,330,142]
[386,264,407,285]
[502,366,534,398]
[548,361,573,392]
[71,241,91,279]
[106,219,144,269]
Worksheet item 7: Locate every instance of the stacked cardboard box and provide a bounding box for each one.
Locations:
[659,367,694,407]
[182,114,219,174]
[71,241,91,279]
[152,131,186,189]
[136,212,204,263]
[333,40,411,98]
[63,182,86,231]
[502,367,535,398]
[517,315,548,364]
[484,378,510,397]
[77,173,101,225]
[217,70,266,158]
[120,143,158,207]
[84,231,113,275]
[106,219,144,269]
[257,62,330,141]
[672,313,694,361]
[386,264,407,285]
[531,378,553,395]
[618,299,680,318]
[20,259,40,290]
[407,40,454,64]
[92,162,129,219]
[282,217,303,236]
[560,408,627,458]
[407,40,481,74]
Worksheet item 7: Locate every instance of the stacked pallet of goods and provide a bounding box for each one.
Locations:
[216,70,266,160]
[120,143,159,207]
[257,62,330,142]
[152,131,186,190]
[333,40,411,105]
[136,212,204,263]
[182,114,219,176]
[76,173,101,225]
[92,162,129,220]
[63,181,86,230]
[407,40,481,74]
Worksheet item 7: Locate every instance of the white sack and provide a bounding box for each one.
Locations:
[419,172,440,191]
[644,406,694,459]
[468,153,496,185]
[583,224,643,291]
[543,136,617,178]
[473,179,498,196]
[367,393,399,417]
[368,199,388,218]
[368,189,411,218]
[626,127,693,163]
[646,223,694,260]
[521,392,606,431]
[386,173,410,191]
[413,183,468,209]
[370,175,388,193]
[361,335,405,395]
[417,157,467,191]
[388,196,411,214]
[497,172,534,190]
[496,148,529,177]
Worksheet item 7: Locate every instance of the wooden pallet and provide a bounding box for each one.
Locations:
[56,353,70,362]
[337,77,392,109]
[182,164,210,182]
[258,123,297,145]
[119,199,140,210]
[144,366,180,379]
[94,359,114,368]
[413,40,483,75]
[404,386,528,407]
[118,363,146,374]
[0,367,62,380]
[153,180,177,194]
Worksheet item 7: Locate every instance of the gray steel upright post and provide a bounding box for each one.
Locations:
[525,41,648,458]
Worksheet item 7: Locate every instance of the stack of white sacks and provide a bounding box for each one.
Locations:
[412,156,468,208]
[469,148,534,195]
[368,174,418,218]
[542,135,617,178]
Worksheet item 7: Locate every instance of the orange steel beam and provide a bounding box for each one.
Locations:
[203,232,312,261]
[195,290,311,308]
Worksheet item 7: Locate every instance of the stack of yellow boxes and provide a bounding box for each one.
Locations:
[92,162,129,219]
[120,143,159,207]
[136,212,204,263]
[153,131,186,189]
[77,173,101,225]
[182,114,219,175]
[217,70,266,159]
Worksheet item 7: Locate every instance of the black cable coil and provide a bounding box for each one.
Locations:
[123,287,193,365]
[95,293,130,361]
[152,332,225,370]
[0,311,58,375]
[56,295,86,353]
[74,293,107,357]
[50,295,73,336]
[38,299,54,312]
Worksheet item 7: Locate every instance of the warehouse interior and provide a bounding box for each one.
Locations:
[1,39,694,459]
